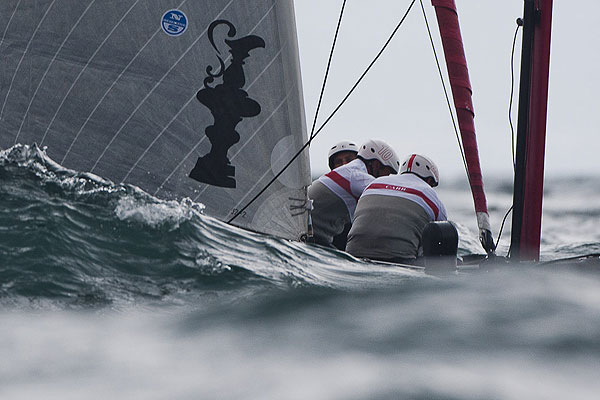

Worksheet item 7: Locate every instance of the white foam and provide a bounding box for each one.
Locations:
[114,196,204,229]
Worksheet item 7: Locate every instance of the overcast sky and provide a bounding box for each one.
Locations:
[293,0,600,181]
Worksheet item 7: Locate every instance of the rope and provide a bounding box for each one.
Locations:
[228,0,417,224]
[496,205,513,250]
[308,0,347,143]
[496,19,523,255]
[420,5,528,257]
[509,20,522,170]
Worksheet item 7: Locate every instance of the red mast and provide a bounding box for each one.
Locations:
[431,0,495,254]
[510,0,553,261]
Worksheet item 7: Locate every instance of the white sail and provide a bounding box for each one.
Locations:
[0,0,311,240]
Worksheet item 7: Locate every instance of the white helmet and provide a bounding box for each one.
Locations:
[400,154,439,187]
[327,141,359,158]
[357,139,400,173]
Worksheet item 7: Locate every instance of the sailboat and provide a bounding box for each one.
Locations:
[1,0,576,268]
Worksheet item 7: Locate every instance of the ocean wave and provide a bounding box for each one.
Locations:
[4,147,600,399]
[0,145,425,309]
[4,144,598,311]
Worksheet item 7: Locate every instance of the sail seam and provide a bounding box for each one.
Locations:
[89,0,243,173]
[193,86,295,204]
[125,1,279,185]
[122,95,197,183]
[15,1,98,145]
[59,0,188,162]
[0,0,22,56]
[152,46,284,196]
[60,14,163,163]
[152,137,207,197]
[226,108,300,213]
[1,0,57,124]
[39,0,145,147]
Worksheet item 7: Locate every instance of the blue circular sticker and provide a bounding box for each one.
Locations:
[161,9,188,36]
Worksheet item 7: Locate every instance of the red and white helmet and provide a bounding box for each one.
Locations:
[327,140,359,159]
[357,139,400,173]
[400,154,439,187]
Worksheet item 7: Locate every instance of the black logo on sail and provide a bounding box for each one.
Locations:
[189,20,265,188]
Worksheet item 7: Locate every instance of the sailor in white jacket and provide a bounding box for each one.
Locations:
[327,140,358,170]
[308,140,400,249]
[346,154,447,263]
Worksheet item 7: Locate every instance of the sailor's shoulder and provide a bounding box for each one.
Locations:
[334,159,366,178]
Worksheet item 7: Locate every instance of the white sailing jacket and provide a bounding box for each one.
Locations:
[361,173,447,221]
[308,159,374,248]
[317,158,374,218]
[346,173,448,260]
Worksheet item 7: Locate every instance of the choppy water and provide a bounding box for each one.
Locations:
[1,144,600,400]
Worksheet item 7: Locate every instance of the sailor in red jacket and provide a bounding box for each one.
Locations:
[308,139,400,249]
[346,154,448,264]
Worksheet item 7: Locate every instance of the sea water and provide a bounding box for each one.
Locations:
[1,145,600,400]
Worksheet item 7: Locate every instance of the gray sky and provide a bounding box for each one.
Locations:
[294,0,600,180]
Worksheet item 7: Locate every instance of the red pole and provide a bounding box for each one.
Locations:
[519,0,553,261]
[511,0,553,261]
[431,0,494,254]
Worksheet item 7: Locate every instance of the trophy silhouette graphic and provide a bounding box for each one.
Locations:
[189,20,265,188]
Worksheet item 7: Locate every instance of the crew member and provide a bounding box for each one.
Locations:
[346,154,447,263]
[309,139,400,249]
[327,141,358,170]
[326,141,359,248]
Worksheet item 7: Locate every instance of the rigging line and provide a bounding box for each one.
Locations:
[228,146,295,215]
[418,0,468,176]
[15,1,98,144]
[509,21,522,171]
[1,0,57,123]
[227,0,418,224]
[308,0,347,142]
[497,20,522,255]
[495,205,513,250]
[192,65,293,202]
